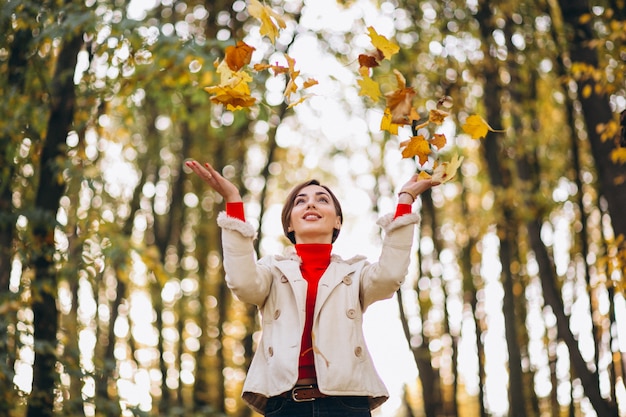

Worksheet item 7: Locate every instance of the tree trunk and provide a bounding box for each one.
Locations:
[475,2,528,415]
[27,30,84,417]
[557,0,626,240]
[0,24,33,416]
[398,189,442,417]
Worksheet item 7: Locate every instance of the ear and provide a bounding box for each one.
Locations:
[288,224,293,232]
[334,216,342,230]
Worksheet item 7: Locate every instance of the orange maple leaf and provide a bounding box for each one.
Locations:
[367,26,400,60]
[430,133,447,150]
[400,135,431,164]
[429,108,449,125]
[224,41,255,71]
[303,78,318,89]
[253,62,289,75]
[283,54,300,98]
[248,0,286,44]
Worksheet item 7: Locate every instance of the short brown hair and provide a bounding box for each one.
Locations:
[281,179,343,244]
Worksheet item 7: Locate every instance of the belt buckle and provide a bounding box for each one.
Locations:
[291,385,316,402]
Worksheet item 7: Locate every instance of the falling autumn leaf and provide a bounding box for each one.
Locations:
[462,114,502,139]
[204,60,256,110]
[303,78,318,89]
[430,133,447,150]
[224,41,255,71]
[358,52,383,68]
[385,69,415,124]
[400,135,431,165]
[204,84,256,110]
[380,108,400,135]
[429,108,449,125]
[253,62,289,75]
[283,54,300,98]
[367,26,400,60]
[248,0,286,44]
[357,67,381,102]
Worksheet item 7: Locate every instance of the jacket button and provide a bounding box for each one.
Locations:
[346,308,357,319]
[274,309,281,320]
[342,276,353,285]
[268,347,274,356]
[280,275,288,283]
[354,346,363,357]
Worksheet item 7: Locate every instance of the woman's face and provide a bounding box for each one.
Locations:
[287,184,342,244]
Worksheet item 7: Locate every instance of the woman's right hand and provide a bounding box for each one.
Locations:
[185,160,242,203]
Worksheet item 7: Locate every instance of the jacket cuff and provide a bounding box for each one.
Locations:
[376,212,420,233]
[217,211,256,238]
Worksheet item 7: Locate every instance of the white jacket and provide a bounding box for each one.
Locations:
[217,211,420,414]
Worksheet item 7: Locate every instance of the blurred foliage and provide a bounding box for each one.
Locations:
[0,0,625,416]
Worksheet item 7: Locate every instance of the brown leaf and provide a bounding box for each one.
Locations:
[224,41,255,71]
[430,133,447,149]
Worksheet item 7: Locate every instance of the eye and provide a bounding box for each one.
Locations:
[318,196,329,203]
[294,197,306,205]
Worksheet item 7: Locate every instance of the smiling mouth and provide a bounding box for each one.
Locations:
[303,213,321,220]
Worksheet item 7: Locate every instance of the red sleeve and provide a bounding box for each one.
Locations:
[394,203,412,219]
[226,202,245,221]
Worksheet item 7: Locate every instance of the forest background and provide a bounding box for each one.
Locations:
[1,0,626,417]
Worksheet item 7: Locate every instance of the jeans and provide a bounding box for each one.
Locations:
[264,396,371,417]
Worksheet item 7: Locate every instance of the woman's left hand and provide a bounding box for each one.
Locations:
[398,174,439,204]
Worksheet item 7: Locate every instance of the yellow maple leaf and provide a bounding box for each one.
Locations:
[205,60,256,110]
[380,108,400,134]
[431,154,464,183]
[357,67,381,102]
[367,26,400,60]
[400,135,431,165]
[462,114,502,139]
[248,0,286,44]
[611,147,626,164]
[204,84,256,110]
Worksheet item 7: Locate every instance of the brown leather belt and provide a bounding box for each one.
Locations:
[279,385,328,402]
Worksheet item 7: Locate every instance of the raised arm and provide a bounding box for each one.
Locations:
[185,160,242,203]
[397,173,437,204]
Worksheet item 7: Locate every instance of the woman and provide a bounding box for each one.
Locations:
[186,160,435,416]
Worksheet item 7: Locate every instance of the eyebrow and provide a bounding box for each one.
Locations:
[295,191,331,198]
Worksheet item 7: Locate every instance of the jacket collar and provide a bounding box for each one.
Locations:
[273,248,367,312]
[275,246,366,265]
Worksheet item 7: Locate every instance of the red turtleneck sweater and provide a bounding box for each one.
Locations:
[225,202,411,380]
